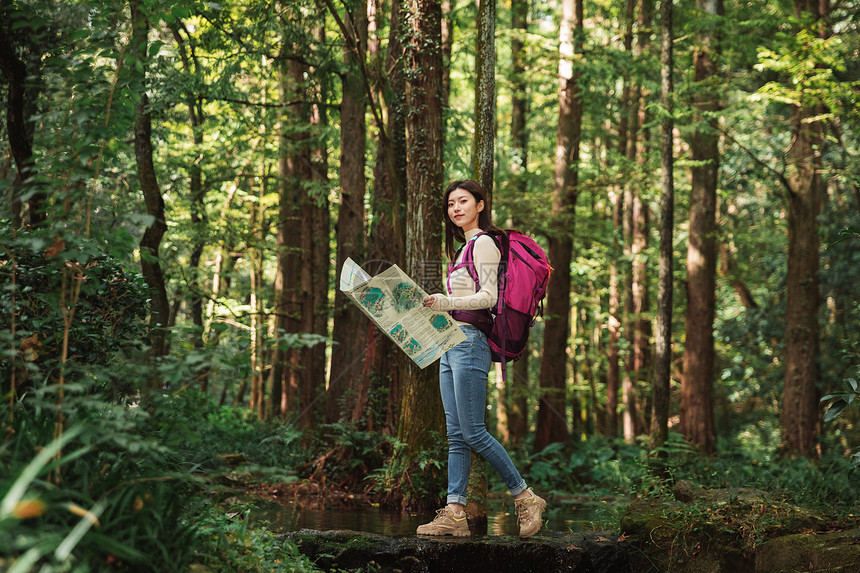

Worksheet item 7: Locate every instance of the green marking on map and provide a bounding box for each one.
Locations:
[403,338,422,356]
[390,324,408,343]
[430,314,452,332]
[357,286,386,318]
[392,282,423,313]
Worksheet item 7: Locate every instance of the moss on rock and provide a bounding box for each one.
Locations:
[754,530,860,572]
[621,485,855,573]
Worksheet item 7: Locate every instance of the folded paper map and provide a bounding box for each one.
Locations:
[340,258,466,368]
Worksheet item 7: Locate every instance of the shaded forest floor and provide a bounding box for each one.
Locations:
[5,390,859,572]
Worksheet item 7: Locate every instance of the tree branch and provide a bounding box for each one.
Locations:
[322,0,388,145]
[718,125,795,197]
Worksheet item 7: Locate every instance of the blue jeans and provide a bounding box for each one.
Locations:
[440,325,528,506]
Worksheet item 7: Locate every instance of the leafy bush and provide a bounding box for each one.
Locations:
[0,227,149,398]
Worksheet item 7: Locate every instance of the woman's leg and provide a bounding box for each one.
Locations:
[449,327,527,496]
[439,349,470,507]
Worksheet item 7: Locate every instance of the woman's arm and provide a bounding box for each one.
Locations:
[424,235,500,311]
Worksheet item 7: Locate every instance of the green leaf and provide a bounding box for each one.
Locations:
[823,399,847,424]
[0,425,85,519]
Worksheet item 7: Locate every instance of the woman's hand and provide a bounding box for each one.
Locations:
[423,294,447,311]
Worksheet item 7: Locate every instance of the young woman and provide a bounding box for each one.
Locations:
[417,179,546,538]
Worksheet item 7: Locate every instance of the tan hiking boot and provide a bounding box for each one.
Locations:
[416,507,471,537]
[514,489,546,538]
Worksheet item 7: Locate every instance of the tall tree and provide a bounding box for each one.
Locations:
[504,0,530,446]
[170,25,209,367]
[308,9,331,429]
[473,0,495,198]
[535,0,583,451]
[355,0,407,430]
[680,0,722,454]
[650,0,674,452]
[781,0,828,455]
[130,0,170,363]
[328,0,369,423]
[467,0,497,529]
[270,54,305,419]
[605,0,637,439]
[0,3,44,226]
[397,0,445,497]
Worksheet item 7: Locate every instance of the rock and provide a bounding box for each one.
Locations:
[754,530,860,573]
[673,479,702,502]
[282,528,635,573]
[620,492,854,572]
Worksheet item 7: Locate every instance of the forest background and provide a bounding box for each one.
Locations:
[1,0,859,570]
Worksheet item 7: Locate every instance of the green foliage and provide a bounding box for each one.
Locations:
[190,503,321,572]
[821,373,860,424]
[367,433,448,509]
[0,404,198,571]
[1,227,149,396]
[0,380,308,570]
[820,370,860,468]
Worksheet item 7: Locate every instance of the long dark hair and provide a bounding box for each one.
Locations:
[443,180,505,260]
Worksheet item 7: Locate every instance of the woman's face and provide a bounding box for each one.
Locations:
[447,188,484,232]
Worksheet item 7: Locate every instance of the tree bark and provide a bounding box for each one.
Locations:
[130,0,170,364]
[328,0,369,423]
[605,0,635,439]
[249,173,266,416]
[398,0,445,481]
[535,0,582,452]
[308,11,330,432]
[0,22,42,226]
[505,0,530,447]
[270,53,307,420]
[473,0,495,199]
[606,194,622,438]
[630,0,653,437]
[354,0,407,432]
[441,0,453,109]
[680,0,722,454]
[171,26,208,367]
[781,0,827,456]
[650,0,674,452]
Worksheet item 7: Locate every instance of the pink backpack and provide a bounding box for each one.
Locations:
[448,231,552,378]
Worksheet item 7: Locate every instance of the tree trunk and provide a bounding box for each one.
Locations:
[473,0,495,199]
[650,0,674,452]
[249,174,266,414]
[680,0,722,454]
[783,103,823,456]
[270,54,306,420]
[397,0,445,502]
[130,0,170,365]
[630,0,653,438]
[171,27,208,375]
[503,0,530,448]
[354,0,407,432]
[781,0,827,456]
[467,0,497,529]
[605,0,635,439]
[0,24,42,226]
[328,0,369,423]
[535,0,582,452]
[308,12,331,432]
[441,0,453,109]
[606,194,622,438]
